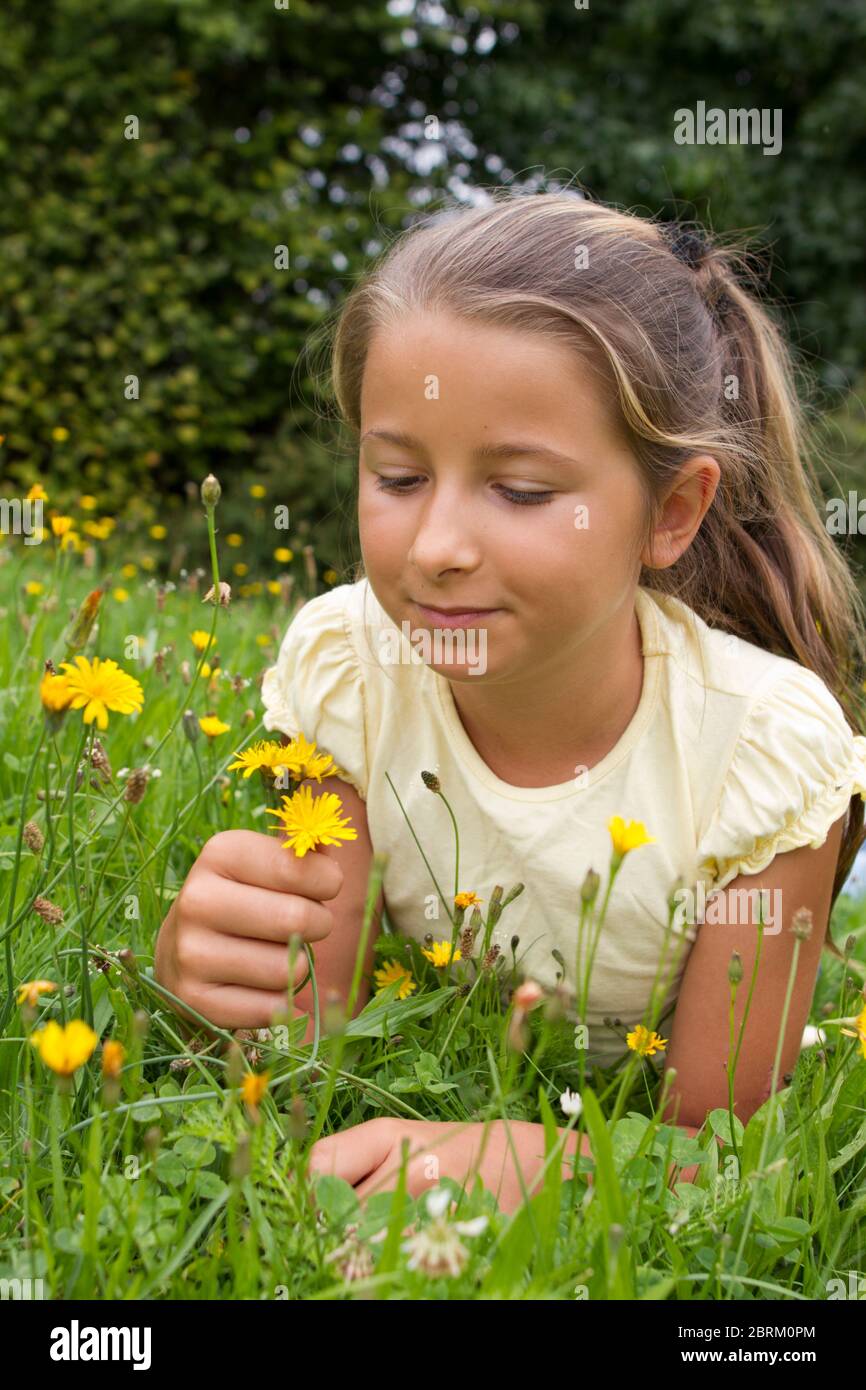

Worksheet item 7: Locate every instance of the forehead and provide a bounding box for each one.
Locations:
[360,310,625,452]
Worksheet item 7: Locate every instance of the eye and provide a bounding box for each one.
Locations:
[495,485,555,506]
[374,475,424,493]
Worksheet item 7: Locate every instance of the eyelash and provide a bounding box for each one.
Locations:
[374,476,555,507]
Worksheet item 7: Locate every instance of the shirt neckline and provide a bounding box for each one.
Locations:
[431,586,662,803]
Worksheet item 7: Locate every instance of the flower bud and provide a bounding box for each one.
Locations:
[728,950,744,986]
[64,587,103,653]
[791,907,813,941]
[202,581,231,607]
[581,868,601,905]
[420,769,441,793]
[200,474,221,509]
[501,883,525,908]
[182,709,199,743]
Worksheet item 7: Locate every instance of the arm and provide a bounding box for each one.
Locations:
[314,814,846,1213]
[659,811,846,1184]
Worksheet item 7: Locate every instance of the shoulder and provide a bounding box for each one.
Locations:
[639,588,866,891]
[260,578,385,801]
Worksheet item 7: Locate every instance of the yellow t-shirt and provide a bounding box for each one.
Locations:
[261,578,866,1068]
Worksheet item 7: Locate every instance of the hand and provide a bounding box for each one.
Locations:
[306,1116,588,1216]
[154,828,342,1029]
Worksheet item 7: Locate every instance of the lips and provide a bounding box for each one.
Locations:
[412,600,500,628]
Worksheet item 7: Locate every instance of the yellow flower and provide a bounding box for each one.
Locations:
[323,569,337,584]
[233,562,249,577]
[841,1003,866,1060]
[190,629,216,653]
[421,940,462,968]
[266,580,282,595]
[101,1039,125,1078]
[199,715,230,738]
[25,581,44,596]
[16,979,56,1009]
[255,633,272,647]
[454,891,483,910]
[40,670,73,713]
[140,554,156,571]
[199,661,213,678]
[625,1024,668,1057]
[58,656,145,731]
[60,530,83,553]
[121,562,137,579]
[228,739,287,778]
[274,547,293,563]
[607,816,657,861]
[79,494,97,511]
[228,734,337,786]
[226,533,243,547]
[266,785,357,858]
[30,1019,98,1075]
[51,427,69,442]
[249,484,266,499]
[374,960,416,999]
[26,483,48,502]
[82,519,113,540]
[287,733,337,782]
[149,523,167,540]
[112,588,129,603]
[240,1070,270,1109]
[51,515,74,538]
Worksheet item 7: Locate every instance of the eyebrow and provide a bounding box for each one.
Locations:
[359,428,580,469]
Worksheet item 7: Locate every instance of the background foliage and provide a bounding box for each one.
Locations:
[0,0,864,578]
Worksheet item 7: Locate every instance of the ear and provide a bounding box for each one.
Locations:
[642,455,721,570]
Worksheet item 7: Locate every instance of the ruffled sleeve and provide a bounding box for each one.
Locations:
[260,586,369,801]
[695,663,866,892]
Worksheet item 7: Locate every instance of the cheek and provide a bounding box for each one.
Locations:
[358,494,411,573]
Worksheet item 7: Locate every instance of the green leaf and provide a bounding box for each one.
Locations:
[707,1108,744,1146]
[173,1135,216,1167]
[193,1171,227,1200]
[312,1175,359,1229]
[154,1152,187,1188]
[580,1086,626,1227]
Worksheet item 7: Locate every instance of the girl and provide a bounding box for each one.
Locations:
[155,191,866,1214]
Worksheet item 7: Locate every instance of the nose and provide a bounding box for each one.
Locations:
[407,480,483,581]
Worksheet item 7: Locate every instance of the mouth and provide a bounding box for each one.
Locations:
[412,600,501,628]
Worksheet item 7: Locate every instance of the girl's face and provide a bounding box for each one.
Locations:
[357,310,651,684]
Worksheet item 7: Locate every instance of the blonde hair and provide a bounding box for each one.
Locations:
[314,188,866,937]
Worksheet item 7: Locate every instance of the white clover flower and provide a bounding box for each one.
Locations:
[801,1024,827,1048]
[402,1219,468,1279]
[453,1214,488,1237]
[559,1087,583,1118]
[425,1186,451,1220]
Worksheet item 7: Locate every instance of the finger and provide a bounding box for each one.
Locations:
[195,933,312,991]
[185,982,294,1031]
[200,829,342,900]
[182,874,335,943]
[307,1123,392,1187]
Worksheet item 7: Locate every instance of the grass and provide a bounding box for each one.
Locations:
[1,492,865,1302]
